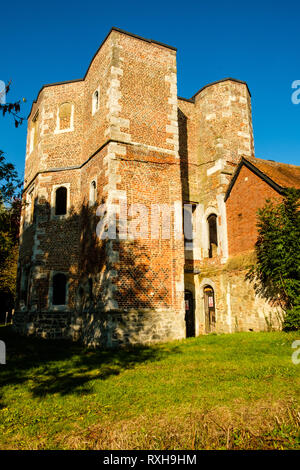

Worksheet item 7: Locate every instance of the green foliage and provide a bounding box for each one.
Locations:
[283,306,300,331]
[0,150,22,205]
[0,152,22,312]
[0,83,24,311]
[247,188,300,330]
[0,80,26,128]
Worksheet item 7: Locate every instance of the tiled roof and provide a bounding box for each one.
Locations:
[245,157,300,189]
[224,156,300,201]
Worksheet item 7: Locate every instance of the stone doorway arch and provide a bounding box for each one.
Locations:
[203,285,216,333]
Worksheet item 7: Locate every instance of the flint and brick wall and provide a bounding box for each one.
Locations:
[15,28,284,346]
[15,28,186,346]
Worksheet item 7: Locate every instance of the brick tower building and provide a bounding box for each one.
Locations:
[14,28,300,346]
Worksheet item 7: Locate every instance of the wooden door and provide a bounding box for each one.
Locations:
[204,286,216,333]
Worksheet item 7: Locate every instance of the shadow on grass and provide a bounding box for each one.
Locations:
[0,326,179,402]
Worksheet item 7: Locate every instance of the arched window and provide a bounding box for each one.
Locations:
[207,214,218,258]
[26,187,35,223]
[55,186,67,216]
[52,273,67,305]
[92,89,99,114]
[89,180,97,205]
[58,102,73,131]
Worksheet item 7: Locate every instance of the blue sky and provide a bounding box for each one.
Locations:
[1,0,300,179]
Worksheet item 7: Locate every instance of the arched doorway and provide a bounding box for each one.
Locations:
[203,286,216,333]
[184,290,195,337]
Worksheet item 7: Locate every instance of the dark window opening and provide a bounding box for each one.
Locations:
[207,214,218,258]
[20,266,30,304]
[93,90,99,112]
[52,273,67,305]
[55,186,67,216]
[90,180,97,205]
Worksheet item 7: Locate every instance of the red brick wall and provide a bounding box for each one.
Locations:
[226,165,282,256]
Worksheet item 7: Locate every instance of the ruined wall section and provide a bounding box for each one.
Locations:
[186,267,282,336]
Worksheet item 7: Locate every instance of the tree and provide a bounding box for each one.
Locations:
[0,80,26,128]
[0,155,22,319]
[247,188,300,331]
[0,79,24,318]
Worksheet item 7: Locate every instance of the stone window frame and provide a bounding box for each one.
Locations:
[28,110,39,154]
[92,86,100,116]
[54,102,74,134]
[183,202,202,260]
[48,270,69,311]
[89,178,97,206]
[24,185,35,227]
[202,206,221,258]
[50,183,71,220]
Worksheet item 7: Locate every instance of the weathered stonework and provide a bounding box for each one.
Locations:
[14,28,299,347]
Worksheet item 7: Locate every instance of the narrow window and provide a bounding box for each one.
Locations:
[29,127,35,153]
[207,214,218,258]
[27,188,34,223]
[92,89,99,114]
[58,103,72,131]
[55,186,67,216]
[52,273,67,305]
[89,180,97,205]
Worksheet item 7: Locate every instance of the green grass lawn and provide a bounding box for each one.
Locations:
[0,326,299,450]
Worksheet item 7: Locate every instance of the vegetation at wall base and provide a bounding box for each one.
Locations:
[283,306,300,332]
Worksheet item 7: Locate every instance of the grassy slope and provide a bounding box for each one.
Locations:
[0,326,299,450]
